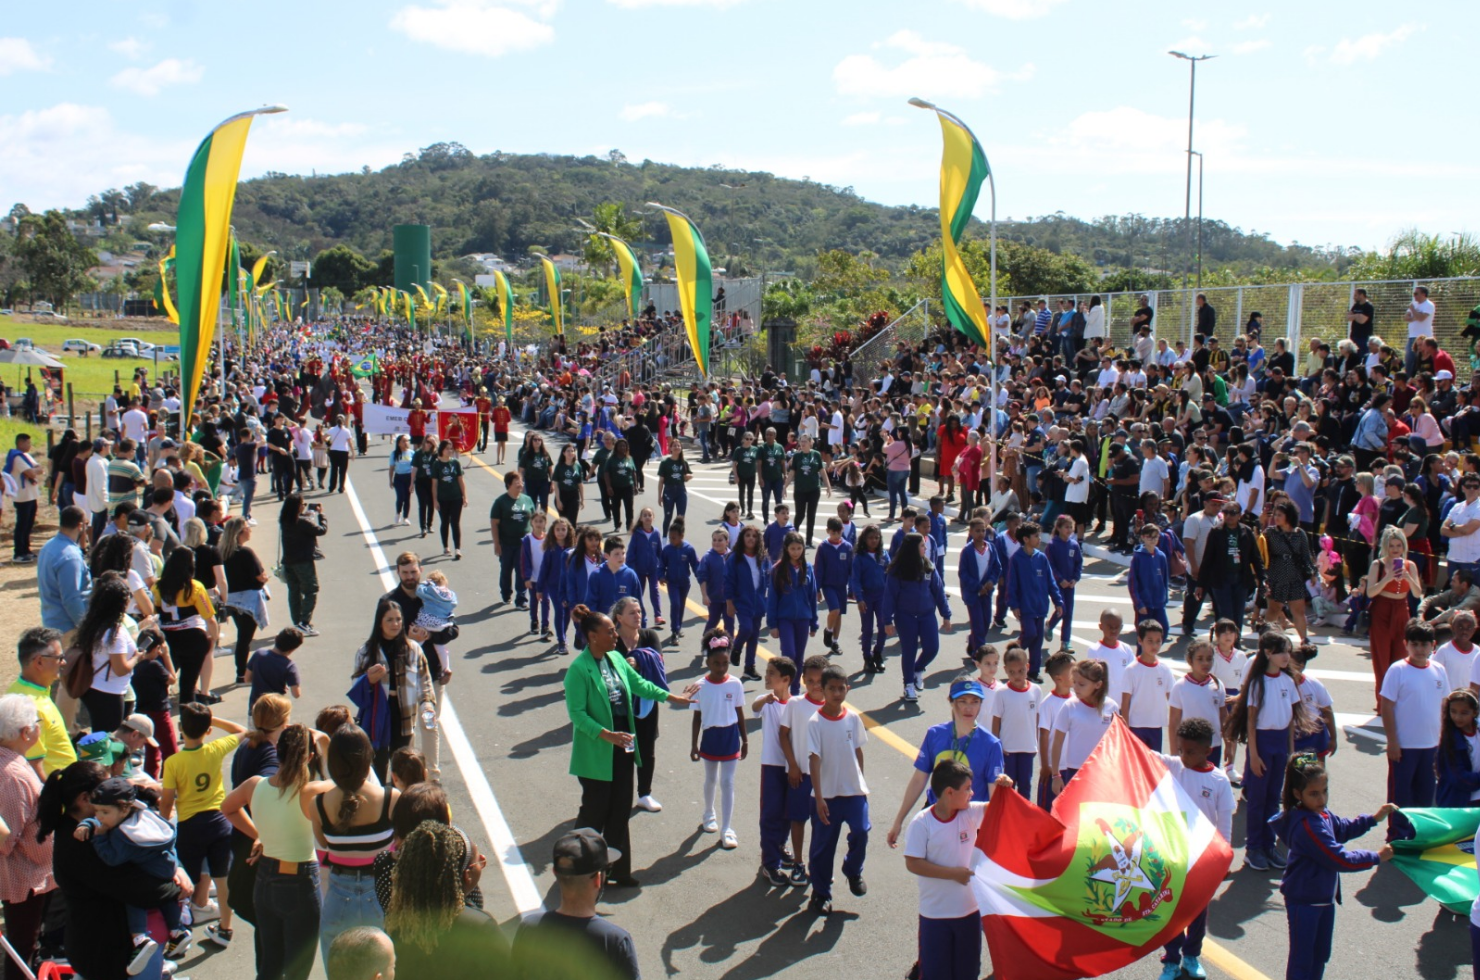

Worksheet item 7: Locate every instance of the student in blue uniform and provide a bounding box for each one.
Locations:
[814,518,854,654]
[882,532,953,704]
[927,496,949,555]
[659,516,700,645]
[764,505,795,565]
[991,513,1022,629]
[850,524,891,674]
[520,511,553,638]
[697,529,735,638]
[1005,521,1064,682]
[888,508,919,560]
[1128,523,1171,636]
[627,506,665,627]
[586,536,643,616]
[768,532,819,684]
[835,501,859,548]
[561,525,604,653]
[1044,514,1083,654]
[958,518,1002,653]
[1271,753,1394,980]
[536,518,575,653]
[727,525,771,682]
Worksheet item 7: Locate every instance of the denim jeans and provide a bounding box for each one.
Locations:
[662,491,688,535]
[886,470,909,518]
[254,861,322,980]
[318,870,382,965]
[237,476,256,520]
[761,478,785,521]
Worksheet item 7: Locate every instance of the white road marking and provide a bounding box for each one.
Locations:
[343,476,545,915]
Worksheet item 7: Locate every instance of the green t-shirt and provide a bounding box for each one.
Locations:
[411,448,436,480]
[521,450,552,487]
[790,450,824,493]
[430,458,464,501]
[591,447,611,474]
[490,492,534,547]
[759,442,787,482]
[731,445,760,479]
[554,460,584,491]
[657,457,691,484]
[605,456,636,490]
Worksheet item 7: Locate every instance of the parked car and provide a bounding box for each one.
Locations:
[31,311,66,320]
[13,339,35,351]
[101,344,138,359]
[62,339,101,353]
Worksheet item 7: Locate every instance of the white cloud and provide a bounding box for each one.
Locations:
[1234,14,1270,29]
[619,101,674,121]
[389,1,556,57]
[108,37,149,60]
[1031,106,1248,175]
[1231,39,1270,55]
[1328,23,1422,65]
[948,0,1067,19]
[0,37,51,75]
[606,0,746,7]
[834,30,1027,99]
[1168,36,1211,56]
[109,58,204,96]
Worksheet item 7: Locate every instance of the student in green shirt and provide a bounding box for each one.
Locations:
[730,431,761,520]
[553,443,586,524]
[759,426,789,524]
[430,440,467,560]
[489,473,535,606]
[656,442,692,536]
[788,434,831,547]
[411,435,439,539]
[602,439,637,533]
[591,432,615,524]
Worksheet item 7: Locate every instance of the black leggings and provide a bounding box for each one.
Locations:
[794,489,821,544]
[328,449,350,492]
[439,498,464,550]
[738,475,756,515]
[231,611,257,678]
[635,709,659,798]
[165,627,212,704]
[415,479,435,532]
[610,486,634,531]
[81,688,125,734]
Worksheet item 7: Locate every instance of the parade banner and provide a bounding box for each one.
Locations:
[436,409,478,453]
[600,232,645,319]
[362,403,414,436]
[453,279,473,338]
[973,716,1232,980]
[154,245,179,324]
[541,256,564,336]
[492,270,514,350]
[648,203,711,378]
[173,105,285,418]
[923,106,991,347]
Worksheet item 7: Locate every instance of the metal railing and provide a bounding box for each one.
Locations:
[850,299,931,388]
[990,277,1480,363]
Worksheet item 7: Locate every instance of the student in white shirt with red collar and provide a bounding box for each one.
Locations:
[1380,619,1450,815]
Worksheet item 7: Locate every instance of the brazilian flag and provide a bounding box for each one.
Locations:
[1391,807,1480,914]
[350,353,380,379]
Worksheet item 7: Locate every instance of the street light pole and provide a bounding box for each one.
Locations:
[1169,51,1214,303]
[1190,151,1204,288]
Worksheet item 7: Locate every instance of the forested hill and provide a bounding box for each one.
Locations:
[70,142,1353,279]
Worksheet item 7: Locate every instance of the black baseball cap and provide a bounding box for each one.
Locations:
[553,828,620,876]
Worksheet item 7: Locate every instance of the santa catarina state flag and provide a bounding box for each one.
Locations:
[973,716,1233,980]
[436,410,479,454]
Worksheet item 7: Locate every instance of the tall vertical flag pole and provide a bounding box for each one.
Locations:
[647,203,712,381]
[909,97,995,476]
[173,105,287,433]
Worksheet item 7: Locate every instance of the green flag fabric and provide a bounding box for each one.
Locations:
[1391,807,1480,915]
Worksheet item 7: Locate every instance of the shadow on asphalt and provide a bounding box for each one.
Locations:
[498,689,567,716]
[1354,862,1430,922]
[1414,907,1470,979]
[1206,864,1279,941]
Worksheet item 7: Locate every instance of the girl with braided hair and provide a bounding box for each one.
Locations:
[385,821,505,973]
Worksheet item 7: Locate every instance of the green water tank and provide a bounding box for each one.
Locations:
[393,224,432,294]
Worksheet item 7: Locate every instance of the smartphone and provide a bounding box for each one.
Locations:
[1392,558,1403,576]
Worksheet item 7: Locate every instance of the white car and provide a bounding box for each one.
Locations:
[62,339,101,353]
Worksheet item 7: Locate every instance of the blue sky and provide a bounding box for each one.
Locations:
[3,0,1475,252]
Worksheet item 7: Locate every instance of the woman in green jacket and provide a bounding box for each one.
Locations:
[563,603,694,886]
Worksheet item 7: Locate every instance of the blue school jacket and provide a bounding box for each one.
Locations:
[840,522,858,548]
[696,549,731,604]
[850,550,889,600]
[879,571,952,625]
[628,526,663,577]
[726,551,771,618]
[929,512,948,553]
[813,539,853,590]
[767,562,820,630]
[529,541,566,598]
[958,541,1002,601]
[1047,535,1084,586]
[1005,548,1063,619]
[586,563,642,614]
[763,522,794,564]
[562,551,600,611]
[1437,729,1480,808]
[660,541,700,588]
[1271,808,1381,905]
[888,525,912,560]
[1128,545,1170,614]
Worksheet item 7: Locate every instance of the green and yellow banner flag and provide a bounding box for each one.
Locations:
[432,282,449,318]
[154,245,179,324]
[226,236,241,330]
[599,232,644,319]
[173,106,285,420]
[920,104,991,348]
[492,271,514,350]
[350,353,381,378]
[452,279,473,338]
[648,203,711,378]
[1391,808,1480,914]
[540,256,563,336]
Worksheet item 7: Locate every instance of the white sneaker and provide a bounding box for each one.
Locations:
[636,794,663,812]
[721,829,739,850]
[188,899,219,923]
[702,814,719,833]
[904,683,918,702]
[245,517,257,527]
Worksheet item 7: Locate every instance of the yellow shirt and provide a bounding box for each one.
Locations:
[6,678,76,775]
[163,733,239,821]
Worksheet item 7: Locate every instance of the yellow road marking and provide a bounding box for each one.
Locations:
[464,451,1271,980]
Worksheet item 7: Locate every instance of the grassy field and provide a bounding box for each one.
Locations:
[0,313,177,401]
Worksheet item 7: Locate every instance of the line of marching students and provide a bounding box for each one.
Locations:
[516,494,1477,980]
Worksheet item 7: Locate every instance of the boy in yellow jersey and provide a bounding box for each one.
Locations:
[161,702,246,950]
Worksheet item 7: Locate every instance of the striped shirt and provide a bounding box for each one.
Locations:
[315,789,395,867]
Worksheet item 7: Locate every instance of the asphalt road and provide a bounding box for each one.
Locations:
[182,415,1472,980]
